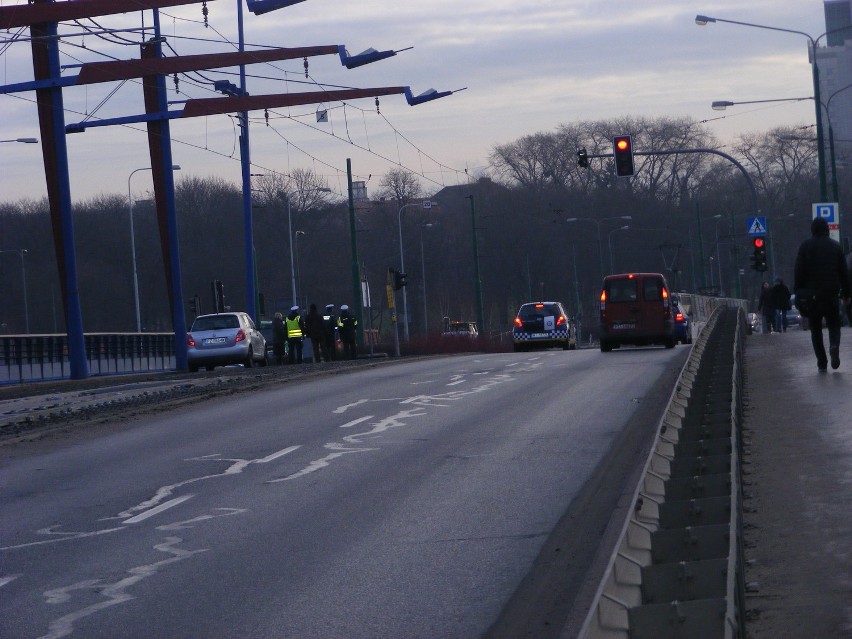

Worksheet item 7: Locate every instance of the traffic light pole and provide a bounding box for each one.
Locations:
[582,146,758,300]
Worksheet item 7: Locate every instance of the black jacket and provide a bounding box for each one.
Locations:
[794,234,851,298]
[770,282,791,310]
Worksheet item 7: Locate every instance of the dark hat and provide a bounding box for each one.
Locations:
[811,216,830,236]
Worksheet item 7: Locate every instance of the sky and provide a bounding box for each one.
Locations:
[0,0,831,203]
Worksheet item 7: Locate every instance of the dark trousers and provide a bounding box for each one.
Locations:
[808,298,841,367]
[287,338,303,364]
[323,335,336,361]
[273,342,286,365]
[342,338,356,360]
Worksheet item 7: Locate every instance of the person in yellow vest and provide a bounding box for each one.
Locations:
[285,305,305,364]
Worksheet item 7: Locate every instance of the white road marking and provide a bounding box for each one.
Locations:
[0,574,22,588]
[1,527,125,551]
[339,415,373,428]
[333,399,369,414]
[122,495,194,524]
[267,443,376,482]
[39,536,206,639]
[446,380,466,386]
[255,445,300,463]
[157,508,246,531]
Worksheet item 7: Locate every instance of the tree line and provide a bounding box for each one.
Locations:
[0,115,846,341]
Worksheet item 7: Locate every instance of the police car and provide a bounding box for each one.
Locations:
[512,302,577,351]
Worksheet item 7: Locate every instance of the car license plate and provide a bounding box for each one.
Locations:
[531,333,548,338]
[612,323,635,330]
[203,337,227,344]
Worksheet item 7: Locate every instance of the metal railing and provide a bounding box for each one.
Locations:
[1,333,176,384]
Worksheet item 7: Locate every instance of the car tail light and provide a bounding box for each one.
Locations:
[557,315,566,326]
[675,312,684,321]
[514,317,523,327]
[235,329,246,342]
[186,334,196,347]
[599,290,607,317]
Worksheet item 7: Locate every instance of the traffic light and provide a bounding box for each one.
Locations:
[752,237,768,272]
[612,135,635,177]
[394,270,408,290]
[577,147,589,168]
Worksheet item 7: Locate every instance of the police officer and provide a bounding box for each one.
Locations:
[322,304,338,361]
[338,304,358,360]
[285,305,305,364]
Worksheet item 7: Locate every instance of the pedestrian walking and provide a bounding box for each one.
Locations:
[338,304,358,360]
[794,216,851,371]
[304,303,325,362]
[271,312,287,365]
[771,277,792,332]
[285,305,305,365]
[322,304,338,361]
[757,281,775,334]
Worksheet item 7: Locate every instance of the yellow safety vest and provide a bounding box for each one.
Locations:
[285,316,303,338]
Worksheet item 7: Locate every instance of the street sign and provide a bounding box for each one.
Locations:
[813,202,840,242]
[746,216,767,236]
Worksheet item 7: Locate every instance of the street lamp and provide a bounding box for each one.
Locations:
[294,230,306,307]
[565,215,632,282]
[287,187,331,308]
[607,226,629,273]
[696,14,831,200]
[0,249,29,334]
[397,200,436,341]
[128,164,181,332]
[419,223,435,335]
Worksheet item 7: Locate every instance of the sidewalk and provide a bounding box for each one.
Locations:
[742,328,852,638]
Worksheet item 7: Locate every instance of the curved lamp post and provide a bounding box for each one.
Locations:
[566,215,632,282]
[696,14,831,200]
[397,200,436,340]
[128,164,181,332]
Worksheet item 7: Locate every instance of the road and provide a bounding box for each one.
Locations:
[0,347,689,639]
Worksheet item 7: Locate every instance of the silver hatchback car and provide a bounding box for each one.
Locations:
[187,312,267,372]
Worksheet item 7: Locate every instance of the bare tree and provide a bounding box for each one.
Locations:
[377,168,422,203]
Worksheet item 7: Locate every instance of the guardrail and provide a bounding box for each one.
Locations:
[579,305,748,638]
[1,333,176,384]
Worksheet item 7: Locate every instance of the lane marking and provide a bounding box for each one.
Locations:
[255,445,300,463]
[122,495,194,524]
[1,527,125,551]
[267,443,376,482]
[0,574,22,588]
[339,415,373,428]
[446,380,466,386]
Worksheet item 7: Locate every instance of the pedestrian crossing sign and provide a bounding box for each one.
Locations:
[747,216,767,236]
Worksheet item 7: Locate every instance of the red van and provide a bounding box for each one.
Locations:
[599,273,676,352]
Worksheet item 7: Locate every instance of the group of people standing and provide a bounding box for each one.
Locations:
[271,303,358,365]
[757,277,792,334]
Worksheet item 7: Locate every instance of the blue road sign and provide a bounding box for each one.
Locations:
[813,203,838,224]
[746,216,767,236]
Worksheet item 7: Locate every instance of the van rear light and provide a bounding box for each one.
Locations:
[186,334,196,347]
[235,329,246,342]
[675,312,684,321]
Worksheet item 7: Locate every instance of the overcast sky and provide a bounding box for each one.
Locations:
[0,0,829,203]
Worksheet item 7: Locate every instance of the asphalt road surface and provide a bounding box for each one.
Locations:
[0,347,688,639]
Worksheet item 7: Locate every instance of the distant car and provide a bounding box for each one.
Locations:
[187,312,268,372]
[512,301,577,351]
[672,298,692,345]
[441,321,479,339]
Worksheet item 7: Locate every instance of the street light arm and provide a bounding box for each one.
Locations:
[695,14,816,44]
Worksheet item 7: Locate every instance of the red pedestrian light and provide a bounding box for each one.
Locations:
[753,237,765,248]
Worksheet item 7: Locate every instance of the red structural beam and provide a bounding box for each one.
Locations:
[77,45,340,84]
[0,0,212,30]
[181,86,407,118]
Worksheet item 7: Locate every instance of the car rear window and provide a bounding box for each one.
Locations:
[192,315,239,331]
[520,304,561,319]
[643,278,664,301]
[607,279,638,303]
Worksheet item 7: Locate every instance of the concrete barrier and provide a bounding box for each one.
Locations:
[578,306,747,639]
